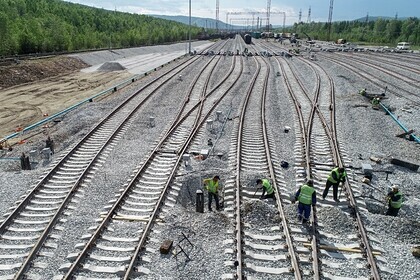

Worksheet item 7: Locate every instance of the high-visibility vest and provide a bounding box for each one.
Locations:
[204,178,219,193]
[262,179,274,195]
[298,185,315,205]
[327,168,347,184]
[389,191,402,209]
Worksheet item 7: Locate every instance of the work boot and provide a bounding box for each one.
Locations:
[302,218,309,225]
[209,208,213,212]
[334,198,339,203]
[298,215,302,221]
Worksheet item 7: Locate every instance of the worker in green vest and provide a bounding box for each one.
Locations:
[371,97,380,107]
[322,167,347,202]
[294,179,317,224]
[203,176,221,211]
[386,185,403,217]
[256,179,275,200]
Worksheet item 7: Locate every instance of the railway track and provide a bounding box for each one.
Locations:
[218,53,300,279]
[55,43,244,279]
[317,53,420,106]
[235,39,387,279]
[277,53,383,279]
[0,40,231,279]
[336,53,420,88]
[1,36,413,279]
[355,52,420,75]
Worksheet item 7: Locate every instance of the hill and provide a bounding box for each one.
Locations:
[353,16,409,22]
[150,14,241,30]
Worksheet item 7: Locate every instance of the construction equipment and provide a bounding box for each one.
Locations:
[303,32,315,44]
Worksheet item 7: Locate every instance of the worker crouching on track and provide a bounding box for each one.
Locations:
[386,185,403,217]
[203,176,221,212]
[256,179,276,200]
[371,97,380,109]
[323,167,347,202]
[294,179,316,224]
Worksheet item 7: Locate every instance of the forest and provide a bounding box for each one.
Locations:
[290,17,420,46]
[0,0,202,56]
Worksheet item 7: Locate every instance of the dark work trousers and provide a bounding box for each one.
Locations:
[208,192,220,211]
[297,202,311,222]
[386,206,400,217]
[262,192,276,200]
[323,180,339,200]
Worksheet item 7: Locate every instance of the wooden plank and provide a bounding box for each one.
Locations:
[303,243,381,255]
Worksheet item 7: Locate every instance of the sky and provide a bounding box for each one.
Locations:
[63,0,420,25]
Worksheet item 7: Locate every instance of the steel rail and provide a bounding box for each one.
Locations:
[357,52,420,75]
[319,63,382,280]
[318,53,420,106]
[298,55,382,280]
[0,53,197,146]
[62,46,242,280]
[0,53,203,235]
[1,47,215,280]
[265,41,383,279]
[234,55,261,279]
[0,40,225,147]
[274,55,322,279]
[260,57,302,278]
[123,53,243,280]
[339,53,420,87]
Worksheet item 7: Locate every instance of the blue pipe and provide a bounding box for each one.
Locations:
[0,74,141,144]
[380,103,420,143]
[0,157,20,161]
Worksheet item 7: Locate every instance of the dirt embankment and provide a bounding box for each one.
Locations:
[0,56,89,89]
[0,55,132,140]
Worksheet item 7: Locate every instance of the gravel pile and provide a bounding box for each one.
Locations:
[97,62,126,71]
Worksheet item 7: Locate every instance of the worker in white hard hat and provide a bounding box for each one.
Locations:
[385,185,403,217]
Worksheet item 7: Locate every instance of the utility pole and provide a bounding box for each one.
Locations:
[266,0,271,33]
[361,12,369,41]
[307,6,311,23]
[216,0,219,32]
[299,9,302,23]
[188,0,191,54]
[327,0,334,42]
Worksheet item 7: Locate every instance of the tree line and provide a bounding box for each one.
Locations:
[0,0,202,56]
[289,17,419,46]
